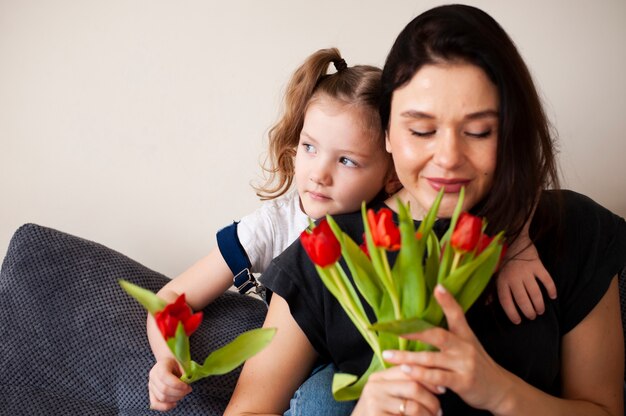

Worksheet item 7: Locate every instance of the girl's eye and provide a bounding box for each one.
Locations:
[339,157,358,167]
[465,130,492,138]
[410,129,436,137]
[303,143,316,153]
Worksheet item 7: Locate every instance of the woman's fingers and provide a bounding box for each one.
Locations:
[358,369,441,416]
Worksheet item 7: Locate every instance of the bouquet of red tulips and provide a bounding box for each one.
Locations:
[119,280,275,384]
[299,188,506,400]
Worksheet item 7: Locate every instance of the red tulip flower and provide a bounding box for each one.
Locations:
[154,294,203,339]
[477,233,508,270]
[451,213,482,253]
[367,208,401,251]
[300,219,341,267]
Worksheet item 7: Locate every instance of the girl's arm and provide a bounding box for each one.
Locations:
[146,246,235,411]
[497,212,557,324]
[386,280,623,415]
[224,294,319,416]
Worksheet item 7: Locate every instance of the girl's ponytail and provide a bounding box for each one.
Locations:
[255,48,345,200]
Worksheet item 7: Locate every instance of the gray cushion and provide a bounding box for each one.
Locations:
[0,223,267,415]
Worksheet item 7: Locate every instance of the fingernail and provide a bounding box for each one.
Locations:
[438,410,443,416]
[400,364,411,373]
[437,385,446,393]
[382,350,394,360]
[435,284,447,294]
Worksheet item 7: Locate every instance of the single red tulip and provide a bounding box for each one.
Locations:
[367,208,401,251]
[154,294,203,339]
[300,219,341,267]
[451,213,482,253]
[476,233,508,270]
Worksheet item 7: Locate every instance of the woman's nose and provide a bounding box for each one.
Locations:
[433,130,464,170]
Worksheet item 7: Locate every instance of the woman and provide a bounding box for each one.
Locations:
[225,5,625,415]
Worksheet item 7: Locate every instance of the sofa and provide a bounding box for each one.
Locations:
[0,224,267,415]
[1,224,625,415]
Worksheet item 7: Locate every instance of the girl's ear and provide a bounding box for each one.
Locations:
[385,131,392,154]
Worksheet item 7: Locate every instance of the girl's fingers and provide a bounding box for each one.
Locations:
[497,282,521,324]
[508,280,536,320]
[536,269,557,299]
[523,278,545,315]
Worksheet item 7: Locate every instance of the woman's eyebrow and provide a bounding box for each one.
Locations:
[399,110,435,119]
[399,110,499,120]
[465,110,499,120]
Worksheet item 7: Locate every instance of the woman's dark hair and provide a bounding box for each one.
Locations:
[380,4,560,241]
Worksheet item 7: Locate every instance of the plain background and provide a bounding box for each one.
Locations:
[1,0,625,278]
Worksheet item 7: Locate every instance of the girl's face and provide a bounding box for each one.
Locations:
[386,63,498,219]
[295,98,390,219]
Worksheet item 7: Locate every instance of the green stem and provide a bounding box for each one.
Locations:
[451,251,462,274]
[329,267,384,365]
[379,248,407,352]
[379,248,402,320]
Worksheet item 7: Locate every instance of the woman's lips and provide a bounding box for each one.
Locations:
[426,178,470,193]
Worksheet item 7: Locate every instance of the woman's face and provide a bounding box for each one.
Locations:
[386,63,498,219]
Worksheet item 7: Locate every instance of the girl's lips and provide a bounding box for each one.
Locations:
[426,178,470,193]
[307,191,331,201]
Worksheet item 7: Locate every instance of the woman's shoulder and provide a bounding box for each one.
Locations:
[541,189,625,231]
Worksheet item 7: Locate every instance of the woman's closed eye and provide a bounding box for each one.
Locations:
[465,130,492,138]
[410,129,436,137]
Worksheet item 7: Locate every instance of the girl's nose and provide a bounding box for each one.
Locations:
[310,160,332,186]
[433,130,464,170]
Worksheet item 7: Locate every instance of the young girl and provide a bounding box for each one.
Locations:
[146,48,555,412]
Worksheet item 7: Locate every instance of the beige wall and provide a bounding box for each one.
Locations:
[1,0,625,277]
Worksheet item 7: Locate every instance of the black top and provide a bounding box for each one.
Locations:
[261,190,626,414]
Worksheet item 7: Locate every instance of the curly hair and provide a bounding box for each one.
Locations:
[255,48,385,200]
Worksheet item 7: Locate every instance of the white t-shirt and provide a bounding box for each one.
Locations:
[236,189,310,273]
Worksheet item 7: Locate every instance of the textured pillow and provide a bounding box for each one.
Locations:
[0,224,267,415]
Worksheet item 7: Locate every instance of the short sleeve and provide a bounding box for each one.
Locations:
[261,240,333,361]
[551,191,626,333]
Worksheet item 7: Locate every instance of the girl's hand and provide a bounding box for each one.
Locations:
[497,242,557,324]
[148,358,192,411]
[383,284,513,413]
[352,365,441,416]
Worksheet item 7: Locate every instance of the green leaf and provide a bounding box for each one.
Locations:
[394,200,425,318]
[185,328,276,382]
[326,215,383,316]
[443,238,501,297]
[332,357,384,401]
[439,186,466,247]
[167,322,191,374]
[369,316,435,335]
[424,231,440,294]
[118,279,167,315]
[457,238,504,312]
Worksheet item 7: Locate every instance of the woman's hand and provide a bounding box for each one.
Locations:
[148,357,192,411]
[383,284,513,413]
[352,365,441,416]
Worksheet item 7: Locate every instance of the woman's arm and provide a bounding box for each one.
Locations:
[224,294,319,416]
[385,279,623,415]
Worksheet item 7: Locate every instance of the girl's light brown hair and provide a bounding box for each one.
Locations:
[255,48,384,200]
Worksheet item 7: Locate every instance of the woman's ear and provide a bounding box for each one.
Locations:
[384,161,402,196]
